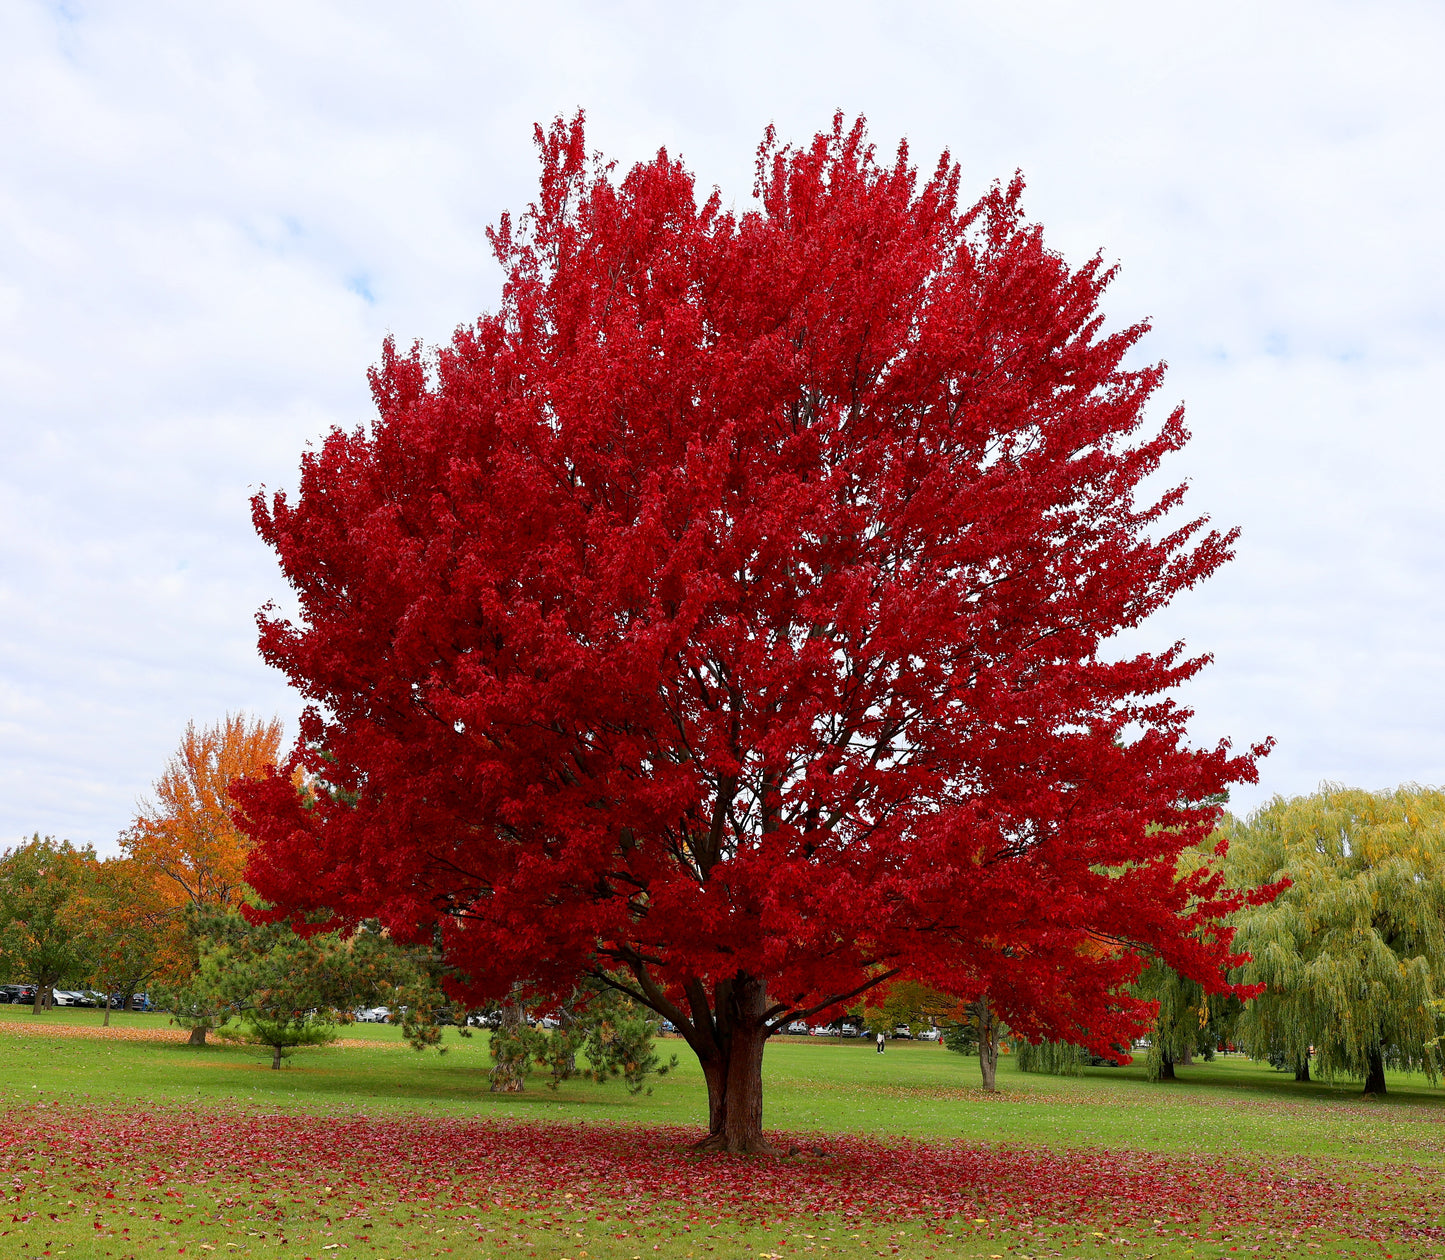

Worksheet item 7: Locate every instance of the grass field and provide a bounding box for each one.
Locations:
[3,1004,1444,1259]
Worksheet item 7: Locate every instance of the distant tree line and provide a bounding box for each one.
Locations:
[8,719,1442,1096]
[0,713,671,1085]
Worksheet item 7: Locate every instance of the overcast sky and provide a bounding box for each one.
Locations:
[2,1,1443,854]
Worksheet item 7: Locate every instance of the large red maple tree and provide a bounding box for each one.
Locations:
[236,113,1268,1151]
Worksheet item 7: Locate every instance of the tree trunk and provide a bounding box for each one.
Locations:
[103,993,112,1027]
[489,1003,528,1093]
[188,1025,208,1046]
[975,996,1000,1092]
[1294,1057,1311,1083]
[271,1044,284,1070]
[1158,1053,1176,1081]
[1363,1046,1387,1096]
[1179,1043,1194,1067]
[691,974,775,1154]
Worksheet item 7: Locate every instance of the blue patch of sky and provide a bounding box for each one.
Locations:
[43,0,87,64]
[347,274,376,305]
[44,0,83,23]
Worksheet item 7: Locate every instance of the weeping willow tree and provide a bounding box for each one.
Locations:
[1226,785,1445,1095]
[1015,1039,1088,1075]
[1134,958,1238,1081]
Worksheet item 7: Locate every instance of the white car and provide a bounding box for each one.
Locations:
[51,990,85,1007]
[785,1020,810,1035]
[355,1006,390,1023]
[916,1027,942,1041]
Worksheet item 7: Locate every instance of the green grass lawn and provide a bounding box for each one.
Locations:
[4,1004,1444,1259]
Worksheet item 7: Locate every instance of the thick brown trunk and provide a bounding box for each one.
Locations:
[271,1045,283,1070]
[1179,1044,1194,1067]
[721,1015,768,1150]
[975,996,1000,1092]
[1294,1057,1311,1083]
[1158,1053,1176,1081]
[1363,1046,1387,1096]
[692,975,774,1154]
[188,1025,208,1046]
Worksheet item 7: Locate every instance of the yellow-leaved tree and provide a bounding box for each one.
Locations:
[1227,784,1445,1095]
[78,857,190,1021]
[0,836,99,1011]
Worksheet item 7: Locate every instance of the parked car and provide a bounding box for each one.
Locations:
[785,1020,810,1035]
[916,1027,942,1042]
[839,1024,859,1038]
[50,990,84,1006]
[354,1006,390,1023]
[808,1024,832,1036]
[659,1019,676,1033]
[1,984,37,1004]
[892,1026,914,1039]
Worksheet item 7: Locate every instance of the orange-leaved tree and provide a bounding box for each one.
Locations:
[124,714,286,912]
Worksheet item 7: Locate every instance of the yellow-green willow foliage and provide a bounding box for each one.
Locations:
[1226,785,1445,1095]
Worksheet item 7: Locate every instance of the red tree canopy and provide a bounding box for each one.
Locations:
[237,113,1268,1150]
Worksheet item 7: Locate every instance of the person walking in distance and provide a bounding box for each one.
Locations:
[876,1030,885,1054]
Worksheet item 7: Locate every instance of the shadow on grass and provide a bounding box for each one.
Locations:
[1075,1056,1445,1111]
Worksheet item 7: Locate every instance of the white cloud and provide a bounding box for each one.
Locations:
[1,0,1442,849]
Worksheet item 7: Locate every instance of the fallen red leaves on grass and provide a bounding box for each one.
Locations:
[3,1104,1441,1247]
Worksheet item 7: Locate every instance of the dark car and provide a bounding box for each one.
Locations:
[1,984,37,1004]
